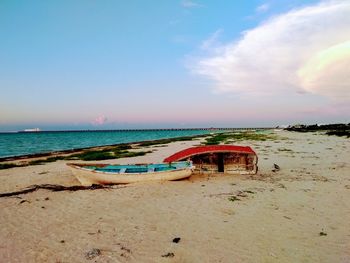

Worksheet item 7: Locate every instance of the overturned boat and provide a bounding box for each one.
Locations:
[67,161,194,186]
[164,145,258,175]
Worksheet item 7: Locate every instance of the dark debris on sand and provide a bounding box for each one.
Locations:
[162,252,175,258]
[172,237,181,243]
[85,248,101,260]
[0,184,121,198]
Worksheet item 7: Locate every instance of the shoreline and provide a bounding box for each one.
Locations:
[2,125,348,162]
[0,133,211,162]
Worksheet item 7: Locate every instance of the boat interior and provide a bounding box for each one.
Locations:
[74,161,192,174]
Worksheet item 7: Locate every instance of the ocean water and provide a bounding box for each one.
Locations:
[0,130,216,158]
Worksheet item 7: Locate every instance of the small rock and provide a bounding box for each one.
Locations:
[319,231,327,236]
[277,183,286,189]
[60,240,65,243]
[172,237,181,243]
[85,248,101,260]
[45,197,50,201]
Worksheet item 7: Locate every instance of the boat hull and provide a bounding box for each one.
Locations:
[67,163,193,186]
[164,145,258,175]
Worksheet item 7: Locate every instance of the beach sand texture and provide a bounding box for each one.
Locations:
[0,131,349,262]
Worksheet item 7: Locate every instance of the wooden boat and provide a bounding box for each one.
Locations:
[67,161,194,186]
[164,145,258,175]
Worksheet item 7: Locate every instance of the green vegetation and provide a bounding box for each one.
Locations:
[112,145,151,159]
[67,145,151,161]
[326,130,350,138]
[68,150,115,161]
[115,150,151,158]
[113,145,132,150]
[0,163,20,170]
[286,123,350,138]
[203,131,277,145]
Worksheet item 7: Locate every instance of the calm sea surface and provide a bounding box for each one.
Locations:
[0,130,215,158]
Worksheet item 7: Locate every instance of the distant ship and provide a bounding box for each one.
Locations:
[19,128,41,133]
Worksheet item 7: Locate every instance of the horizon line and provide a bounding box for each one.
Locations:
[0,127,276,134]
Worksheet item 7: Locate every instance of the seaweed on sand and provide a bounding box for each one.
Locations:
[68,150,116,161]
[67,148,151,161]
[203,131,277,145]
[28,156,66,165]
[277,148,293,152]
[0,163,20,170]
[228,196,241,202]
[0,184,119,198]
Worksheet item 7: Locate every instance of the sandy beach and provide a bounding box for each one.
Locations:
[0,130,349,262]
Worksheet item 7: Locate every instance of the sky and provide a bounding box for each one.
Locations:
[0,0,349,131]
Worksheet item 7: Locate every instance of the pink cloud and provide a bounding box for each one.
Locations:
[92,115,107,126]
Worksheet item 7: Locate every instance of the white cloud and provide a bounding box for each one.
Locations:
[193,1,350,101]
[256,3,270,13]
[200,29,223,50]
[181,0,202,8]
[92,115,107,126]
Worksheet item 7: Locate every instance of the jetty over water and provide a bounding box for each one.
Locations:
[15,127,274,133]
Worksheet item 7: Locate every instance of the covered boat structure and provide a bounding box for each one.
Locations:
[164,145,257,175]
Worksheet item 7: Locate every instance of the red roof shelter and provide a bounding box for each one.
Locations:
[164,145,258,174]
[164,145,256,162]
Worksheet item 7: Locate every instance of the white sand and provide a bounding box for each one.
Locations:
[0,131,349,262]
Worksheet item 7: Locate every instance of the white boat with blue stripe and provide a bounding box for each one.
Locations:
[67,161,194,185]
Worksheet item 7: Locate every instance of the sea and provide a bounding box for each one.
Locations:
[0,130,218,158]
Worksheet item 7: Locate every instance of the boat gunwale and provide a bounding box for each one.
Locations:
[67,162,194,176]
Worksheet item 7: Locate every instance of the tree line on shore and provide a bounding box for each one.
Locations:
[286,123,350,137]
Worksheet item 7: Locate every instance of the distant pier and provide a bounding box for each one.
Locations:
[14,127,274,133]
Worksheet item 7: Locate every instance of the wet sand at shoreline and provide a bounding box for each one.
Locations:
[0,131,349,262]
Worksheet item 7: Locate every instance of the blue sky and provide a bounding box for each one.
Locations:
[0,0,349,131]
